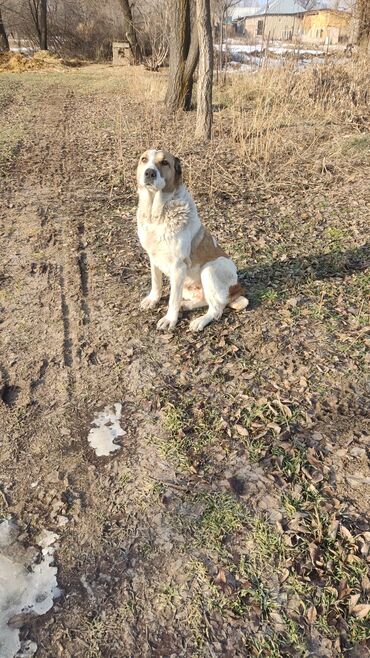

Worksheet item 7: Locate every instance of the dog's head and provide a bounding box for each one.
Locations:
[136,149,182,193]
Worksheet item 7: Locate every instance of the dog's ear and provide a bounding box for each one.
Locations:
[174,157,182,185]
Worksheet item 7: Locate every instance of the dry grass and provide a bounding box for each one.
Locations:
[113,56,369,201]
[217,58,369,173]
[0,50,87,73]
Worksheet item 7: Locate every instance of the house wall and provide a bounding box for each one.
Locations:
[301,10,351,44]
[244,14,303,41]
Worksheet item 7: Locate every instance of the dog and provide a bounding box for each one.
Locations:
[136,149,248,332]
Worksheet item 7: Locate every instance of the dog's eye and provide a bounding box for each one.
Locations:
[141,157,148,163]
[162,160,169,166]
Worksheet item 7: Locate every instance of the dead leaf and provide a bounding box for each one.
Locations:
[215,569,227,585]
[306,448,322,469]
[272,399,290,416]
[339,525,355,542]
[280,568,290,583]
[351,604,370,619]
[267,422,281,435]
[328,517,339,540]
[270,610,285,631]
[361,574,370,595]
[235,424,248,437]
[301,466,313,480]
[306,606,317,624]
[338,580,351,600]
[309,543,320,565]
[7,611,36,628]
[348,593,361,612]
[243,372,256,380]
[311,470,324,483]
[347,554,363,565]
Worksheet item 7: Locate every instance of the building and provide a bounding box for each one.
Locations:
[232,0,353,44]
[112,41,133,66]
[301,8,352,44]
[240,0,306,41]
[221,1,260,36]
[230,5,261,35]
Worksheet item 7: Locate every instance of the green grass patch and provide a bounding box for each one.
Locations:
[236,398,301,462]
[193,491,247,551]
[159,400,223,470]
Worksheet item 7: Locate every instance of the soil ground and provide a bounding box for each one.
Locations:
[0,64,369,657]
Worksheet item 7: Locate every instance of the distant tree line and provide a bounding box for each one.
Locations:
[0,0,368,140]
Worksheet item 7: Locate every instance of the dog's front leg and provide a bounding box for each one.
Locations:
[157,261,186,331]
[141,261,163,310]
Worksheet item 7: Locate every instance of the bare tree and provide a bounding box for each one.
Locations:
[195,0,213,139]
[165,0,199,112]
[356,0,370,50]
[212,0,238,82]
[139,0,170,70]
[27,0,48,49]
[0,8,9,49]
[119,0,142,63]
[40,0,46,49]
[2,0,122,59]
[298,0,318,9]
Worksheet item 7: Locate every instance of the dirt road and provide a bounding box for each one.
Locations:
[0,66,369,657]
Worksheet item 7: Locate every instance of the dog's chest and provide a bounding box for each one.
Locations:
[138,224,163,254]
[138,224,176,271]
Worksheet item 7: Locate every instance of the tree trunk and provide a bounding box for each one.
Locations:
[165,0,199,112]
[218,12,224,83]
[195,0,213,139]
[119,0,142,63]
[357,0,370,51]
[165,0,188,111]
[40,0,47,50]
[0,9,9,51]
[183,26,199,110]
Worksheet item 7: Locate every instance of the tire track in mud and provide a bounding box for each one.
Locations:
[38,86,208,655]
[77,222,90,326]
[56,90,80,397]
[59,267,73,369]
[59,92,93,391]
[1,78,200,656]
[33,88,93,400]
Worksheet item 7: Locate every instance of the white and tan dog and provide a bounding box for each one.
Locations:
[136,149,248,331]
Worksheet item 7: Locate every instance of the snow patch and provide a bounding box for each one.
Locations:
[0,519,60,658]
[219,42,324,56]
[88,403,125,456]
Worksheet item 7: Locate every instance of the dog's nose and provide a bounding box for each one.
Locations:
[144,168,157,181]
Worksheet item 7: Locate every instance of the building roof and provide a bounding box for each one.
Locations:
[252,0,306,16]
[304,6,351,13]
[230,6,260,21]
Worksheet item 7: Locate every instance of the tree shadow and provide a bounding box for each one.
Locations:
[239,242,369,307]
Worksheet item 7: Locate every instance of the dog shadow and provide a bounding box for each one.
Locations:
[238,242,369,307]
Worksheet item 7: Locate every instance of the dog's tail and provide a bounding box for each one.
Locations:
[228,283,249,311]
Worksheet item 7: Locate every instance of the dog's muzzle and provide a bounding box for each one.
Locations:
[144,168,157,183]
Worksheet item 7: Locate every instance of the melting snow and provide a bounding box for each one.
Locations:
[219,42,324,56]
[88,402,125,456]
[0,519,60,658]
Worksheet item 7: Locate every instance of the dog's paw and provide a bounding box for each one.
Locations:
[140,295,160,310]
[157,315,177,331]
[189,315,210,332]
